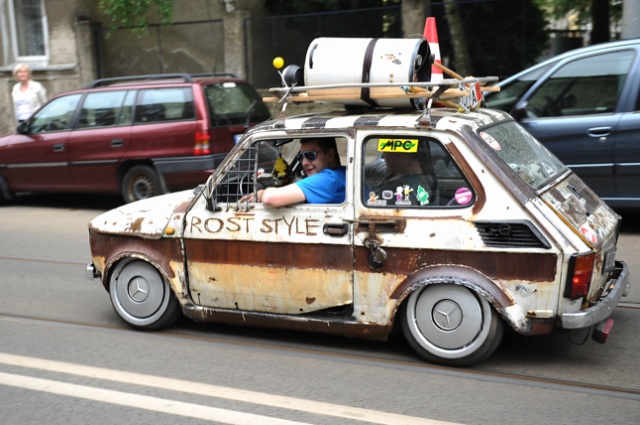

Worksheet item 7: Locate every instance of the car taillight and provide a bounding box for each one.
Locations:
[565,253,595,299]
[194,130,211,155]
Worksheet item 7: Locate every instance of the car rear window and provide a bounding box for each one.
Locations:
[478,121,565,190]
[204,82,271,126]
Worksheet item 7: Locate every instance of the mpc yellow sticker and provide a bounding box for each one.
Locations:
[377,138,419,153]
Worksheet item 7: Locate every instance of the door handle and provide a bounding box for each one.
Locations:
[587,126,612,137]
[352,218,406,233]
[111,139,124,147]
[323,223,349,236]
[52,144,64,152]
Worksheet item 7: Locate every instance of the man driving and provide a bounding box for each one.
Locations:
[250,137,346,207]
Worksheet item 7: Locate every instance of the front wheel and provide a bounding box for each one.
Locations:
[401,283,503,366]
[109,259,181,330]
[121,165,163,203]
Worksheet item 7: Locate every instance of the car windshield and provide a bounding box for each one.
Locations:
[478,121,566,190]
[204,82,271,126]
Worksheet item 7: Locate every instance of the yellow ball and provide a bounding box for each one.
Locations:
[272,57,284,69]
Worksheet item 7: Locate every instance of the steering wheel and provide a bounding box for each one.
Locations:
[46,119,68,131]
[542,96,561,117]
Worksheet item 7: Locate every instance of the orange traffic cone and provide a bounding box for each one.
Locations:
[423,17,442,84]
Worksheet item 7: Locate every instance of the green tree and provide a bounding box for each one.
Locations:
[98,0,174,34]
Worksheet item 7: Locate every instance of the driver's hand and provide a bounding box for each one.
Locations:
[240,189,264,203]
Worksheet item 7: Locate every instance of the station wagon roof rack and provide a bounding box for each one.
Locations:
[86,73,195,88]
[191,72,240,79]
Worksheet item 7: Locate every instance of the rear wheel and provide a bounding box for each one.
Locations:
[0,175,14,205]
[109,259,181,330]
[401,283,503,366]
[121,165,162,203]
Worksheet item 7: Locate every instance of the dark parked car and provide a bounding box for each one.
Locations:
[485,39,640,209]
[0,73,271,203]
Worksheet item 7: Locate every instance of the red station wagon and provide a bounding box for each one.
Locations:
[0,73,271,203]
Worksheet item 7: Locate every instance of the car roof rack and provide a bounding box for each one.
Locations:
[264,66,500,129]
[86,73,194,88]
[191,72,240,79]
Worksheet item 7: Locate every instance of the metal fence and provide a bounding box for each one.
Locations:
[97,19,225,78]
[96,0,589,89]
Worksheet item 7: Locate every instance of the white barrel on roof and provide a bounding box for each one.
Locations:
[304,37,431,109]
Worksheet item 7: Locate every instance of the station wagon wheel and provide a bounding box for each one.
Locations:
[401,283,503,366]
[109,259,181,330]
[121,165,162,203]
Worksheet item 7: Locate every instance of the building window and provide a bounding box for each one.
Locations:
[9,0,48,59]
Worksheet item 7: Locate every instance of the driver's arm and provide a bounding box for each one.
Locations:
[261,184,306,207]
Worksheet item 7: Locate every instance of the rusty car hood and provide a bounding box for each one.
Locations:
[88,190,195,239]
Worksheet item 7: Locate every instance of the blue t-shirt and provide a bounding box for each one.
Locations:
[295,166,346,203]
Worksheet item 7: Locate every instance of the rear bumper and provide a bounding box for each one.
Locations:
[561,261,630,329]
[86,262,100,280]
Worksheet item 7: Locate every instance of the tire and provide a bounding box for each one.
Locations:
[121,165,162,203]
[401,283,504,366]
[0,175,14,205]
[109,259,181,330]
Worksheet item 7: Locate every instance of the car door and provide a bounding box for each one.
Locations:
[4,94,80,190]
[67,90,133,191]
[514,49,636,199]
[612,52,640,204]
[353,133,479,324]
[183,136,355,315]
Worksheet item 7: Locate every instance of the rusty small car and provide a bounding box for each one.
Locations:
[86,39,630,366]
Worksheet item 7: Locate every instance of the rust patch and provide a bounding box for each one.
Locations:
[355,246,557,282]
[305,297,316,304]
[89,230,183,285]
[184,239,352,271]
[126,217,145,233]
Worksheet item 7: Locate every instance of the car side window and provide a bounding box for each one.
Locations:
[526,50,635,118]
[484,63,554,113]
[134,87,194,124]
[212,139,281,204]
[363,136,474,208]
[211,137,347,206]
[77,91,127,129]
[30,94,81,133]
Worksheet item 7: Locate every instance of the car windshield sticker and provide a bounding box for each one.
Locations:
[416,185,430,205]
[381,190,393,200]
[377,138,419,153]
[479,131,501,150]
[395,185,413,205]
[367,191,387,206]
[455,187,473,205]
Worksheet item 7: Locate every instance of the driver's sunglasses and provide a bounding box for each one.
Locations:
[296,150,324,162]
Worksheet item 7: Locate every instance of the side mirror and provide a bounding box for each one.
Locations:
[17,121,30,134]
[511,101,529,121]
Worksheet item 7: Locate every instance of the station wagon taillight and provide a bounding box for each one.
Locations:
[194,130,211,155]
[565,253,595,299]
